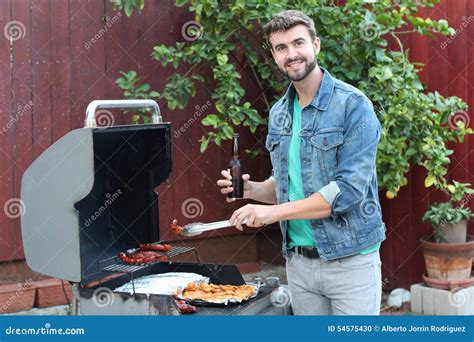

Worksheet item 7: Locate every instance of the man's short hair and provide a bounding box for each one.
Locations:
[263,10,317,48]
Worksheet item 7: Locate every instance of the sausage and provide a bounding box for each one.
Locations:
[170,219,184,235]
[130,252,155,264]
[118,252,128,263]
[141,255,157,263]
[136,251,160,258]
[140,243,172,253]
[176,299,196,314]
[157,255,170,262]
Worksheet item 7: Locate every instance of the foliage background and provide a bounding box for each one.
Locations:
[113,0,472,201]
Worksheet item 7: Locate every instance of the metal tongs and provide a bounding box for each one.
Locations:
[181,218,248,237]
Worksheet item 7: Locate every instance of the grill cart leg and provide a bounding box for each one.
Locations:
[70,283,79,316]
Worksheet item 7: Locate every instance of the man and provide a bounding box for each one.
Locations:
[217,10,385,315]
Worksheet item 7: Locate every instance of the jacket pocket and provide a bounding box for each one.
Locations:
[310,130,343,172]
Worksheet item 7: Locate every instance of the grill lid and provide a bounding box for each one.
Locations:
[21,100,172,284]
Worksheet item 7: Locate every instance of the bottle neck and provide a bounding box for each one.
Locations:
[232,136,240,157]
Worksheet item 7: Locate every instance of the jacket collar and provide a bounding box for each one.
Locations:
[281,67,335,111]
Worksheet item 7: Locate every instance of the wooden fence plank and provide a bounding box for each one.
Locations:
[10,0,34,260]
[467,0,474,231]
[50,0,72,142]
[0,0,15,260]
[69,0,91,130]
[446,0,469,185]
[104,1,126,125]
[85,1,106,107]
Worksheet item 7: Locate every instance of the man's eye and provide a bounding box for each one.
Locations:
[296,41,303,46]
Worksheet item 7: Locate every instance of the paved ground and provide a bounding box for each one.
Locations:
[3,305,70,316]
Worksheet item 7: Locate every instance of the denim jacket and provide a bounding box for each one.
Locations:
[265,68,386,260]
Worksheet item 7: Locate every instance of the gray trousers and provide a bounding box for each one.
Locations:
[286,250,382,315]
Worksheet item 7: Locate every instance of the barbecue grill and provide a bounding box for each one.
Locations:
[20,100,291,315]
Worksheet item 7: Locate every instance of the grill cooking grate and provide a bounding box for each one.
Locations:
[97,243,201,292]
[98,244,201,274]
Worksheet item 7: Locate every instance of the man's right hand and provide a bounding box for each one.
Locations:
[217,169,252,202]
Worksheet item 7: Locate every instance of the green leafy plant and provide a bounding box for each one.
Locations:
[422,181,474,242]
[112,0,473,196]
[115,71,160,124]
[111,0,144,16]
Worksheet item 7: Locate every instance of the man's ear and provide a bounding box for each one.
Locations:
[313,37,321,55]
[270,46,276,59]
[267,36,275,58]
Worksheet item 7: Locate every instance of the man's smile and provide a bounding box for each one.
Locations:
[286,59,305,69]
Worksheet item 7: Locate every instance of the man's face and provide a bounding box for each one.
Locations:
[269,24,320,82]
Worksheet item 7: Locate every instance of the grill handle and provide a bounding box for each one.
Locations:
[84,99,162,128]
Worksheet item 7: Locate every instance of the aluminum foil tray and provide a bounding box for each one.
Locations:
[114,272,209,295]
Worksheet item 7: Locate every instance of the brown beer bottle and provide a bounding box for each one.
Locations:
[228,133,244,199]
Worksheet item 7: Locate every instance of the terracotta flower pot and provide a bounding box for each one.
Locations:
[469,234,474,273]
[420,236,474,280]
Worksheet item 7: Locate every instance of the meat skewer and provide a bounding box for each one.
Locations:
[117,246,171,265]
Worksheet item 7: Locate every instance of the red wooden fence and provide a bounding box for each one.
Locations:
[0,0,269,264]
[379,1,474,288]
[0,0,472,289]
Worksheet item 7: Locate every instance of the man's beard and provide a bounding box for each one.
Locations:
[280,55,317,82]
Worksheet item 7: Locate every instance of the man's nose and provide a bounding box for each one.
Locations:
[286,46,298,60]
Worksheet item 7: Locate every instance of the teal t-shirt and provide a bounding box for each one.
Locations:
[286,96,380,254]
[287,96,316,249]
